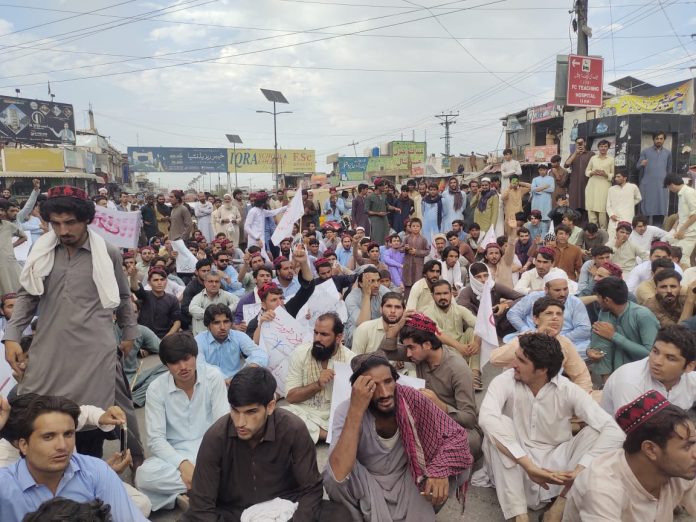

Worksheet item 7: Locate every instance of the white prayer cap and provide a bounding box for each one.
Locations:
[542,269,569,286]
[480,177,491,182]
[98,187,108,194]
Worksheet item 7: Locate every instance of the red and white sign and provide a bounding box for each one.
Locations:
[567,54,604,107]
[89,205,142,249]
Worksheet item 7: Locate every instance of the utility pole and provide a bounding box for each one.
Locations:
[348,141,359,156]
[575,0,590,56]
[435,111,458,163]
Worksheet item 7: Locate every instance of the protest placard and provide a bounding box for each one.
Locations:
[242,303,262,324]
[89,205,141,249]
[326,362,425,443]
[171,239,198,273]
[258,307,313,396]
[295,281,348,338]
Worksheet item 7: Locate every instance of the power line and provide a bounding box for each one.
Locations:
[656,0,695,60]
[435,112,458,159]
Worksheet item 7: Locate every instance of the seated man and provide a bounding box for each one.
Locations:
[188,272,239,335]
[491,297,592,394]
[628,214,668,252]
[587,277,660,382]
[0,395,147,522]
[626,242,682,293]
[195,303,268,384]
[405,259,442,311]
[609,221,648,274]
[381,314,483,458]
[564,391,696,520]
[643,269,688,327]
[514,248,573,295]
[634,257,674,305]
[233,265,273,325]
[601,325,696,415]
[477,333,625,521]
[185,366,351,521]
[324,351,474,521]
[343,266,389,348]
[576,245,613,296]
[283,313,355,443]
[507,272,591,357]
[131,267,182,339]
[135,332,228,511]
[552,225,583,281]
[580,222,608,257]
[352,291,404,355]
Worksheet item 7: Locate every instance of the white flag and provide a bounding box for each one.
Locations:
[479,225,497,250]
[474,277,499,368]
[271,191,303,246]
[548,220,555,236]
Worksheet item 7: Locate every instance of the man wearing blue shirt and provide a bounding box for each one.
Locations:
[196,303,268,384]
[272,256,301,298]
[212,251,245,297]
[135,332,229,512]
[0,395,146,522]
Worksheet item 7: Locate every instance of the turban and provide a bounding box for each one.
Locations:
[615,390,670,435]
[405,313,439,335]
[47,185,87,201]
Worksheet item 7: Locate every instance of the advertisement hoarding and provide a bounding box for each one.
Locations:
[2,148,65,172]
[523,145,559,163]
[0,96,75,145]
[567,54,604,107]
[128,147,227,172]
[227,148,315,174]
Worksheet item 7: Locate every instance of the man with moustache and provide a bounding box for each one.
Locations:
[282,313,355,443]
[324,351,474,521]
[643,269,687,327]
[194,192,214,242]
[405,259,442,310]
[351,292,405,355]
[135,332,228,512]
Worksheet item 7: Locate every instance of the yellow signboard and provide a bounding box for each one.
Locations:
[227,148,315,174]
[602,80,693,115]
[2,148,65,172]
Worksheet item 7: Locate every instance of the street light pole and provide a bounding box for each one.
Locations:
[225,134,243,194]
[273,100,278,190]
[259,88,290,191]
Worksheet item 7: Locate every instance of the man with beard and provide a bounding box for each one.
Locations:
[141,195,159,240]
[643,269,687,327]
[351,184,370,235]
[601,325,696,417]
[194,192,214,243]
[343,266,389,348]
[278,236,292,258]
[421,183,443,241]
[168,190,193,242]
[565,392,696,520]
[283,313,355,443]
[379,313,482,457]
[472,177,499,234]
[638,131,671,225]
[366,179,390,246]
[405,259,441,311]
[324,350,474,522]
[352,292,404,355]
[441,177,466,231]
[393,185,413,233]
[212,194,241,245]
[313,257,355,295]
[422,280,482,391]
[154,193,171,237]
[244,191,287,258]
[477,333,625,522]
[233,264,273,326]
[272,256,300,298]
[462,180,479,229]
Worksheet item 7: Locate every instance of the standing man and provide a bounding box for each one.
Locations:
[530,164,554,237]
[664,173,696,260]
[351,183,370,235]
[441,177,466,229]
[3,186,137,454]
[154,193,171,237]
[564,136,594,211]
[606,171,642,244]
[194,192,214,242]
[244,191,286,257]
[639,131,672,225]
[212,193,242,246]
[584,139,614,229]
[231,189,247,248]
[462,180,478,229]
[500,148,522,191]
[169,190,193,241]
[141,195,159,241]
[365,179,389,246]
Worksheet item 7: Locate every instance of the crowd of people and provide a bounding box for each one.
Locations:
[0,130,696,521]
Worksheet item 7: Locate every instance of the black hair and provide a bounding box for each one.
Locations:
[469,262,488,277]
[518,333,564,379]
[14,394,80,443]
[252,266,272,279]
[381,291,405,307]
[0,393,39,443]
[431,279,452,293]
[203,303,233,327]
[652,130,666,140]
[664,173,684,188]
[22,498,113,522]
[591,245,614,257]
[651,257,674,273]
[624,404,691,454]
[378,269,391,280]
[445,230,458,239]
[195,258,212,271]
[550,154,562,163]
[358,183,368,192]
[584,223,599,233]
[654,268,682,285]
[469,222,481,231]
[496,235,507,247]
[40,197,96,224]
[159,332,198,365]
[671,245,683,261]
[452,219,464,227]
[555,224,572,235]
[532,296,565,317]
[228,366,276,407]
[655,325,696,364]
[536,250,554,263]
[308,238,320,246]
[441,246,459,259]
[632,215,648,227]
[593,276,629,305]
[515,212,527,222]
[399,326,443,350]
[316,312,344,335]
[247,245,261,254]
[597,139,611,147]
[422,259,441,275]
[349,357,400,385]
[503,148,512,155]
[213,250,230,260]
[357,265,380,283]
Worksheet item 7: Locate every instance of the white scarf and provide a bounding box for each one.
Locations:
[468,264,493,299]
[20,229,121,309]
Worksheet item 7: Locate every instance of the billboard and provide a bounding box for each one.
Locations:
[128,147,227,172]
[0,96,75,145]
[602,80,693,116]
[527,102,562,123]
[227,149,315,174]
[2,148,65,172]
[524,145,559,163]
[389,141,426,162]
[338,157,369,181]
[567,54,604,107]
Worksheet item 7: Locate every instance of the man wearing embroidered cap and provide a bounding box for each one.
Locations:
[3,186,138,457]
[324,350,474,521]
[564,391,696,521]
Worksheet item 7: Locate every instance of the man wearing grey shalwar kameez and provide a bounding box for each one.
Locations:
[638,131,672,224]
[2,186,139,458]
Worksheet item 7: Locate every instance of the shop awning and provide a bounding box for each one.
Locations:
[0,171,103,181]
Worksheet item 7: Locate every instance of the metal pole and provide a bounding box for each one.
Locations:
[233,142,238,189]
[273,100,279,190]
[576,0,589,56]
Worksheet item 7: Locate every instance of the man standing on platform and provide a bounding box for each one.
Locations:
[194,192,214,242]
[639,131,672,226]
[564,137,594,211]
[365,179,389,245]
[169,190,193,241]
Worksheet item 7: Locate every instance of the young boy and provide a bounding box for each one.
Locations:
[382,234,405,288]
[401,217,429,299]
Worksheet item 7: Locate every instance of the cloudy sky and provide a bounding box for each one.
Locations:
[0,0,694,188]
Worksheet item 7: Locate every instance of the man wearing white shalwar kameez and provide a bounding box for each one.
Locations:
[243,192,286,260]
[212,194,242,245]
[135,334,228,511]
[475,333,624,520]
[606,172,642,244]
[194,193,214,242]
